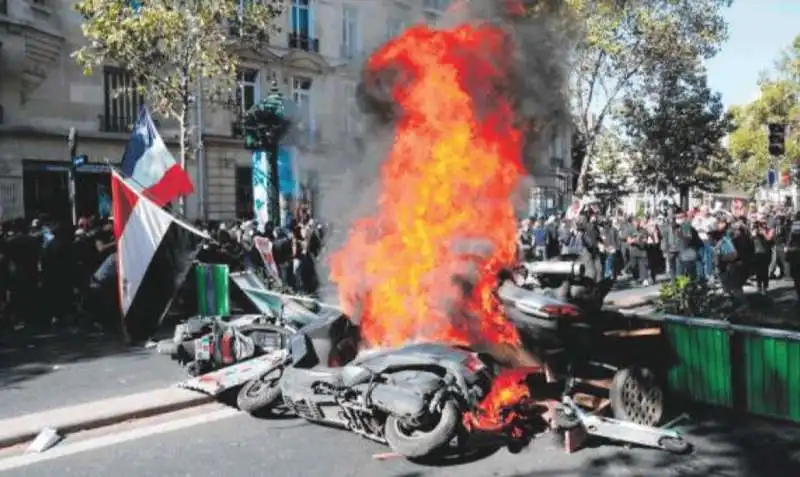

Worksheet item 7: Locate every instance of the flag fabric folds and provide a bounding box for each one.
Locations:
[121,105,194,207]
[111,169,208,342]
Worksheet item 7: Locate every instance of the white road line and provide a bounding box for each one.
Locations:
[0,407,240,473]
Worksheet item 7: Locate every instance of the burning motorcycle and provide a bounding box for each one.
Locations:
[236,315,500,459]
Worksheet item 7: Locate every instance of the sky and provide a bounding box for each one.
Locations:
[705,1,800,108]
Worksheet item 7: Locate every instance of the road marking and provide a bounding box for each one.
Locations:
[0,406,239,473]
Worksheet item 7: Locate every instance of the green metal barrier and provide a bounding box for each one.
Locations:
[638,313,800,423]
[195,263,230,316]
[662,316,734,408]
[734,325,800,422]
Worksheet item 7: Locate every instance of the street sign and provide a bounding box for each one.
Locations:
[767,168,777,187]
[72,154,88,168]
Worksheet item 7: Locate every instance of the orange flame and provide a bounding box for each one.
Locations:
[330,23,524,350]
[464,367,538,432]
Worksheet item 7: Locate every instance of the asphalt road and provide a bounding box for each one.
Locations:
[0,328,187,419]
[4,402,800,477]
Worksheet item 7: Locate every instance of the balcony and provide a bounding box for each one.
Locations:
[288,32,319,53]
[99,114,159,134]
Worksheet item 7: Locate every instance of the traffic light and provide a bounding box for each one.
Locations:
[768,123,786,156]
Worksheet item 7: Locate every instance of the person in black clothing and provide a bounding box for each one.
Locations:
[543,216,561,259]
[6,219,41,327]
[751,214,774,293]
[41,222,76,325]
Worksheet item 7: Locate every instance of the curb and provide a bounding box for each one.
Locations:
[0,388,214,449]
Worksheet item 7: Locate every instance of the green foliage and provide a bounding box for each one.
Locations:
[727,34,800,191]
[619,63,733,195]
[587,130,632,213]
[569,0,733,195]
[657,276,723,318]
[73,0,283,160]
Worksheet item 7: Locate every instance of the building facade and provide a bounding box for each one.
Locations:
[0,0,571,222]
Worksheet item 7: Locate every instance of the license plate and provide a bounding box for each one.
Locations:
[195,336,211,361]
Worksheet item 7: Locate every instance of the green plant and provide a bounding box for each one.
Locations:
[656,276,724,318]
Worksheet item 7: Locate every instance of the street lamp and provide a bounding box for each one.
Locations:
[242,80,291,229]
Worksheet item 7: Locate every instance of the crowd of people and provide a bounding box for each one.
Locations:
[0,203,325,332]
[196,205,325,297]
[517,201,800,304]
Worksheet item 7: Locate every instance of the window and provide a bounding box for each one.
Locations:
[423,0,449,24]
[31,0,47,6]
[102,68,144,133]
[237,69,260,113]
[343,82,359,135]
[289,0,318,52]
[292,77,314,143]
[340,6,360,59]
[548,127,564,168]
[423,0,450,10]
[386,6,409,40]
[0,0,7,15]
[291,0,311,36]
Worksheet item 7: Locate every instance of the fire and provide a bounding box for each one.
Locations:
[329,22,524,350]
[464,367,539,433]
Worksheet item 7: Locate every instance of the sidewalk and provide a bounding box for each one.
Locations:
[0,387,212,448]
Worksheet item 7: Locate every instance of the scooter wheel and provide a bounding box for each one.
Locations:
[658,436,692,454]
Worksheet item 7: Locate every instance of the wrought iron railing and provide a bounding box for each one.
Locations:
[288,32,319,53]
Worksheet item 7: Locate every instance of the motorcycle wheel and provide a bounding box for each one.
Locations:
[384,400,459,459]
[237,371,282,415]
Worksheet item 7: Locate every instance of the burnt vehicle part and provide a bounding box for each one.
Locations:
[157,270,324,374]
[553,394,691,454]
[236,309,361,413]
[497,268,667,428]
[242,329,495,459]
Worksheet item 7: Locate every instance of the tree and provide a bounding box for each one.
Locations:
[727,34,800,191]
[568,0,732,196]
[619,63,733,207]
[74,0,283,207]
[586,129,632,213]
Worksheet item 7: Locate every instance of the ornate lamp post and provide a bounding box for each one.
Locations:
[242,80,291,229]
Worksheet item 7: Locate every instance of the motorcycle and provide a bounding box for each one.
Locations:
[237,318,497,459]
[157,271,324,376]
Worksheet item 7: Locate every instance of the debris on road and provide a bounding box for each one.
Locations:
[26,428,61,453]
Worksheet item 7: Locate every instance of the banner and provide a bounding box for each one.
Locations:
[252,150,269,231]
[278,147,296,196]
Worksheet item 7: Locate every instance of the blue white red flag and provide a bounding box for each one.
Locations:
[120,105,194,207]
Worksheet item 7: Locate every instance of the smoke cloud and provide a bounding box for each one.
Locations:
[307,0,576,303]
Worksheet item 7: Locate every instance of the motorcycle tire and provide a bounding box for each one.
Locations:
[237,373,282,415]
[384,400,459,459]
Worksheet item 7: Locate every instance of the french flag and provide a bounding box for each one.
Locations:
[121,106,194,207]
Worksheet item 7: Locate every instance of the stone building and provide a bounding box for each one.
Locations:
[0,0,571,222]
